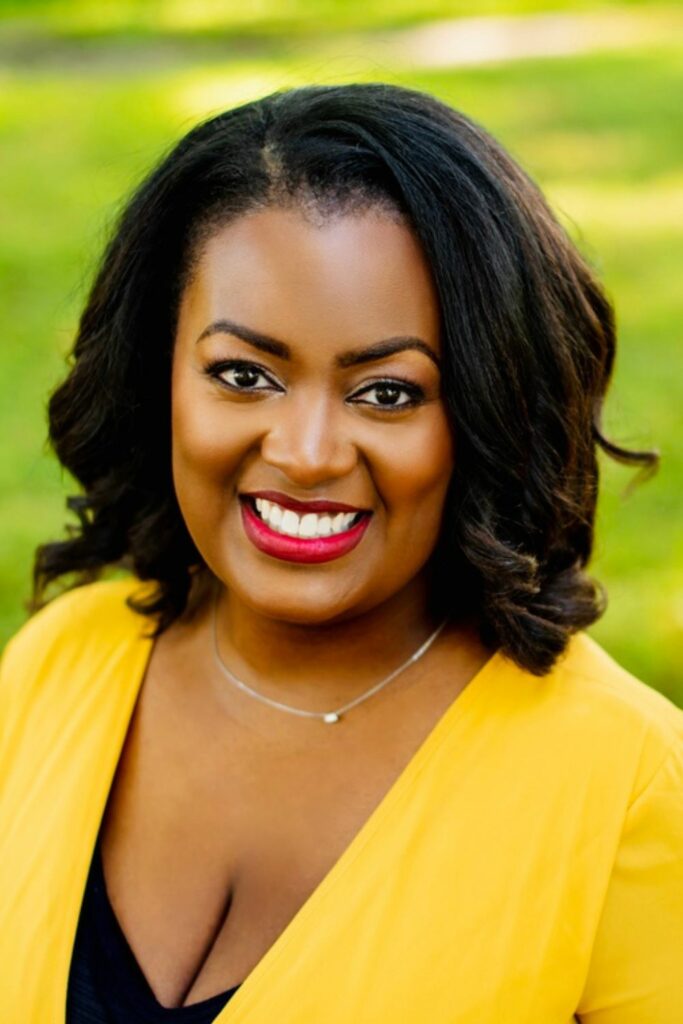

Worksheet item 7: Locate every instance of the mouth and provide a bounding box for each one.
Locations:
[244,493,367,537]
[239,495,373,564]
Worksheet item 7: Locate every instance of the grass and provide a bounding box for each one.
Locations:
[0,8,681,704]
[0,0,671,37]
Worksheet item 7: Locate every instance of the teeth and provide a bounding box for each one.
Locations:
[269,504,282,528]
[316,515,332,537]
[251,499,361,539]
[280,509,300,536]
[299,513,318,538]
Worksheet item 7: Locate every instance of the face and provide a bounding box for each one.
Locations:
[171,205,454,625]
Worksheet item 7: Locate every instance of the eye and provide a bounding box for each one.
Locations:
[205,359,281,393]
[350,380,424,411]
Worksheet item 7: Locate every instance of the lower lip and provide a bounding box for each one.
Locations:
[240,500,372,564]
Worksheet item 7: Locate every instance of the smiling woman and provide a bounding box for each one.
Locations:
[0,83,682,1023]
[171,209,452,626]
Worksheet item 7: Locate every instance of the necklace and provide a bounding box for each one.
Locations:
[211,589,448,724]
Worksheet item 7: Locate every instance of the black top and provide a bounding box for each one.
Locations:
[66,834,241,1022]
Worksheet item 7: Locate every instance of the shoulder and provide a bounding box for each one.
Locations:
[0,576,154,701]
[3,576,149,657]
[0,577,158,757]
[543,631,683,801]
[555,632,681,730]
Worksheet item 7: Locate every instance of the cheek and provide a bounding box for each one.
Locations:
[374,411,454,527]
[170,367,245,499]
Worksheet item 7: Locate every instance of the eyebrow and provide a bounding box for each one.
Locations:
[195,318,441,370]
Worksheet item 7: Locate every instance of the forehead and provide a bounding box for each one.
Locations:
[179,206,441,352]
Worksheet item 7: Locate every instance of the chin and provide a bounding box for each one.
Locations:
[226,572,369,626]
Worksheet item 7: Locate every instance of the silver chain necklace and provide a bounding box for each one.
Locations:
[212,589,448,724]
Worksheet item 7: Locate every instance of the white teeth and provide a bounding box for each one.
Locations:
[317,515,332,537]
[298,513,318,538]
[269,504,283,528]
[251,499,362,539]
[280,509,300,536]
[331,512,345,532]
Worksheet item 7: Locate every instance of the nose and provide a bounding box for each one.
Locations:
[259,389,358,488]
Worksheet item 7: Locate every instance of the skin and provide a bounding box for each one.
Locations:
[99,205,492,1007]
[171,204,466,704]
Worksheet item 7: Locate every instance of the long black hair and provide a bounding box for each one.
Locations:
[32,82,658,675]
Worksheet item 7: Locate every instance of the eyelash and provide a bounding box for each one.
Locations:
[203,359,426,412]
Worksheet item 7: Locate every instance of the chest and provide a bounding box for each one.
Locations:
[97,655,466,1009]
[1,636,611,1024]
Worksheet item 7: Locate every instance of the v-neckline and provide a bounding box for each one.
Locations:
[63,583,503,1024]
[90,834,241,1017]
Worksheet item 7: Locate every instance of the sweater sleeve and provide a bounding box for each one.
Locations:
[576,738,683,1022]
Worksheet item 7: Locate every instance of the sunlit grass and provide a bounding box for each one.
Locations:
[0,0,671,36]
[172,67,296,120]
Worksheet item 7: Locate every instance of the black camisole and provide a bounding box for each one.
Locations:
[66,833,241,1022]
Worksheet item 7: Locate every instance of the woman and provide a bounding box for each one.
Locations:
[0,83,681,1023]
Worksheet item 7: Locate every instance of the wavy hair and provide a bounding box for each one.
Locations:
[32,82,658,675]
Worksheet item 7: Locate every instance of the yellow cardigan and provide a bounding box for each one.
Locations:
[1,578,682,1023]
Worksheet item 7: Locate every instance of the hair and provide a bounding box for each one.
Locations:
[31,82,658,675]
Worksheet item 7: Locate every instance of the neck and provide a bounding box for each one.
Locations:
[207,573,448,710]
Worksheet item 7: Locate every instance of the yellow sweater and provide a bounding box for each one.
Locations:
[1,577,682,1023]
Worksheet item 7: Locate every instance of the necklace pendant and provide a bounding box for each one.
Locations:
[323,712,340,724]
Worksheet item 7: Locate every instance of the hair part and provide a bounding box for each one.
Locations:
[32,82,658,675]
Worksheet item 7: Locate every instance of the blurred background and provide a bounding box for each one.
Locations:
[0,0,681,703]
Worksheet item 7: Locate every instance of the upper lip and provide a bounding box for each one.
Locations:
[241,490,370,514]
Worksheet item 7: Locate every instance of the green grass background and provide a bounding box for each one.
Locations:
[1,1,681,704]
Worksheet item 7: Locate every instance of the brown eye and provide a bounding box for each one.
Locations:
[350,380,424,411]
[204,360,280,393]
[231,366,262,389]
[373,384,406,406]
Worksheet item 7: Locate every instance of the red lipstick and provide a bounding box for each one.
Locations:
[242,490,367,514]
[240,497,372,564]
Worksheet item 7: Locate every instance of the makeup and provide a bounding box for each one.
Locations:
[240,497,372,564]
